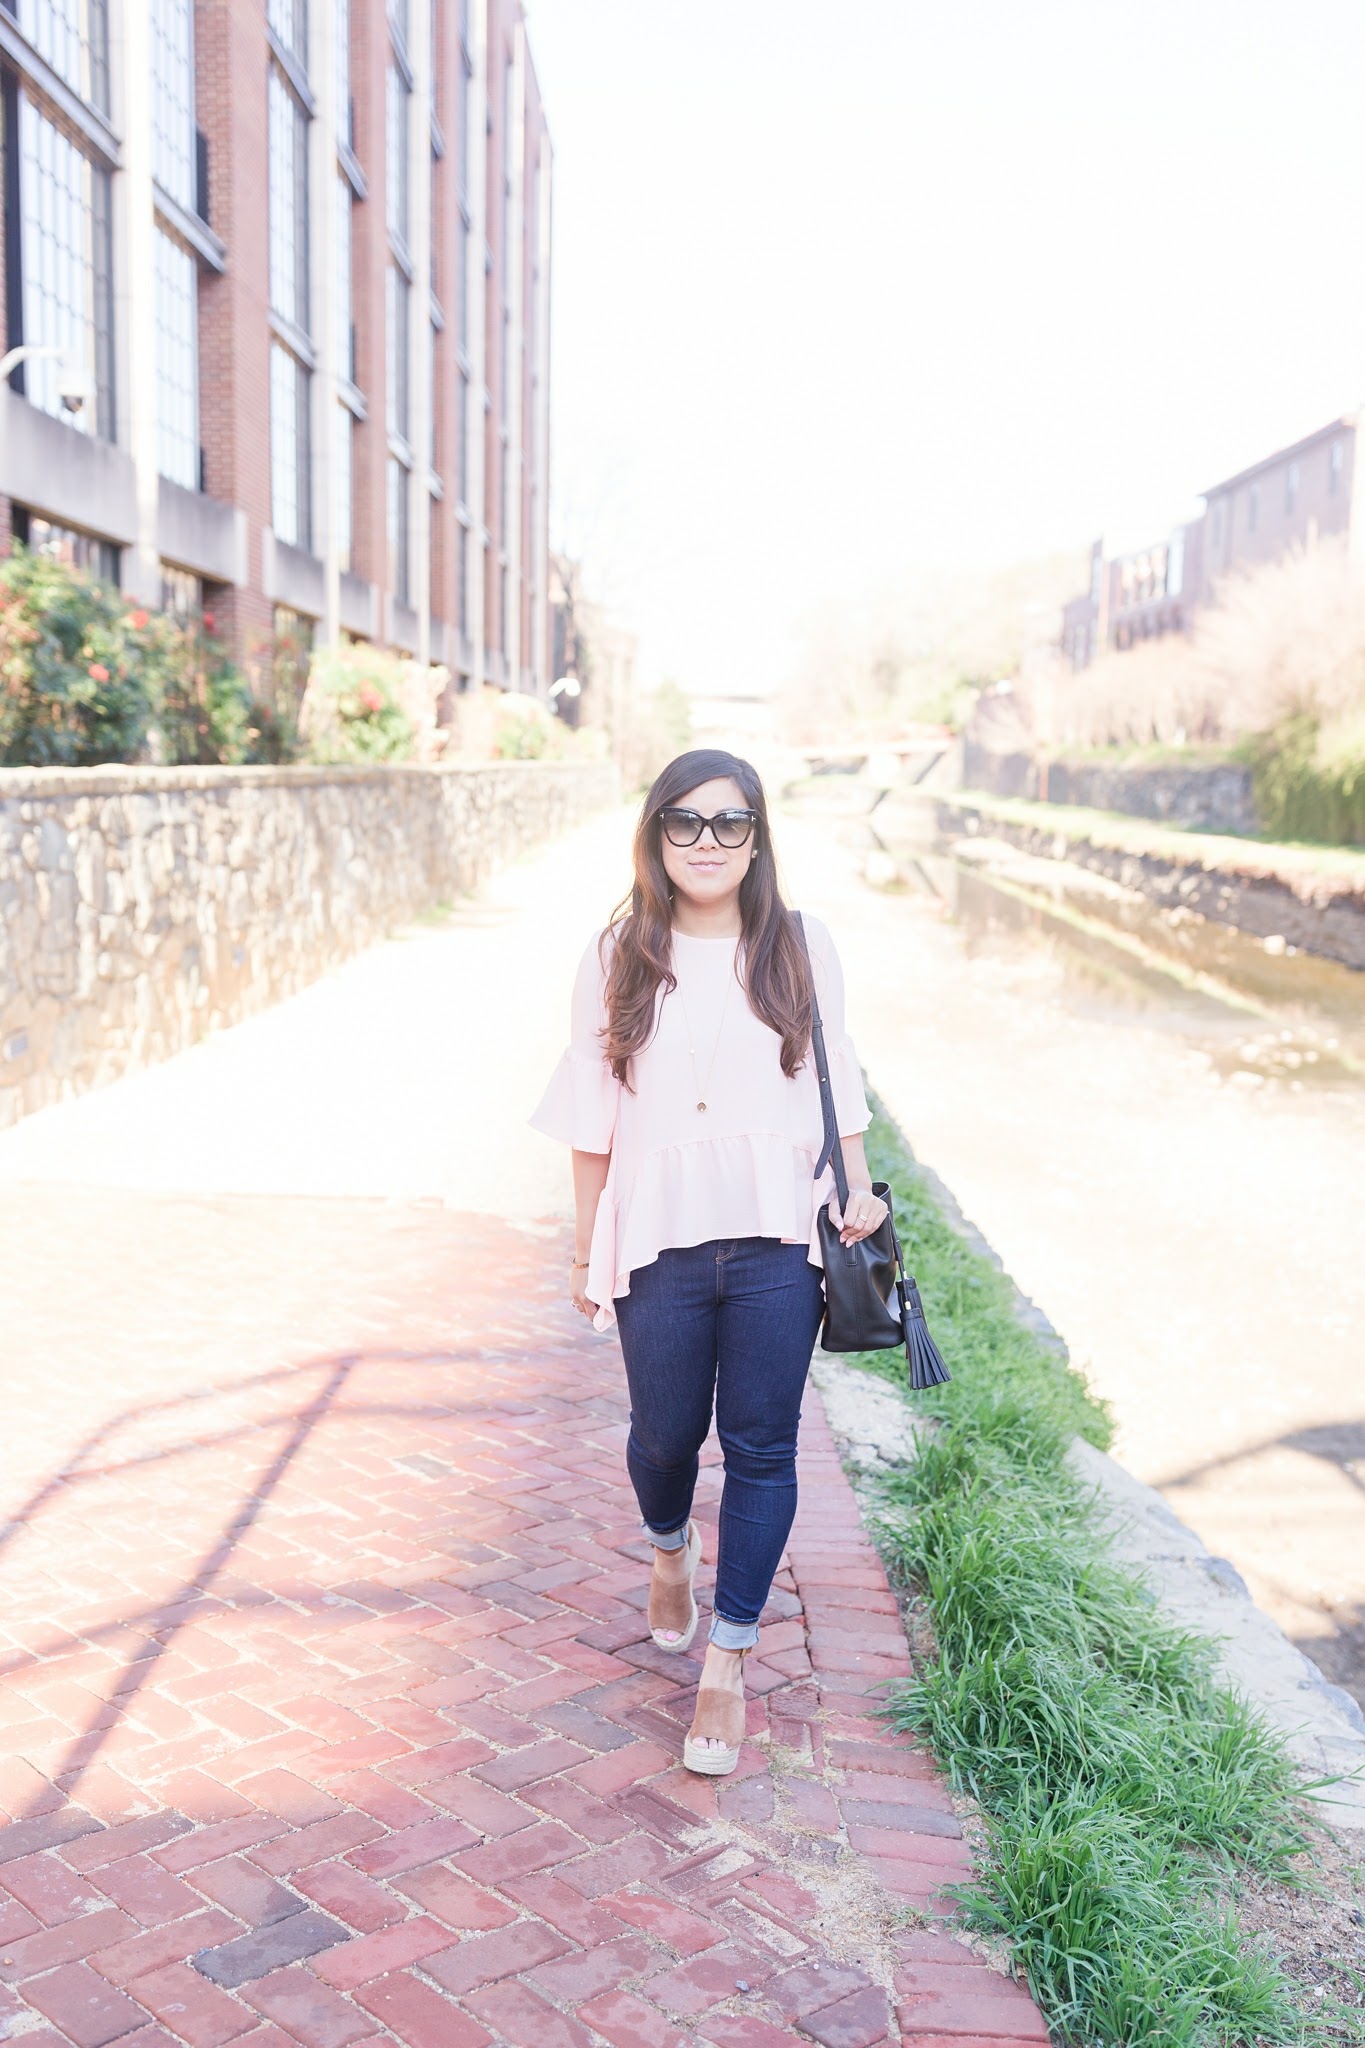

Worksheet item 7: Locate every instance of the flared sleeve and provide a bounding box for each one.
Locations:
[529,930,621,1153]
[806,915,873,1137]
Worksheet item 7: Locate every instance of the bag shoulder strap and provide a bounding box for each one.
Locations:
[795,911,907,1271]
[794,911,850,1210]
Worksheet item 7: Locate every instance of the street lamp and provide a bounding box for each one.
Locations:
[549,673,581,717]
[0,345,95,414]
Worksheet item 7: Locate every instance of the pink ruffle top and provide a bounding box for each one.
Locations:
[529,913,872,1331]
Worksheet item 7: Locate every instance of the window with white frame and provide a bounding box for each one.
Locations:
[429,319,438,469]
[1285,461,1299,515]
[267,0,306,67]
[270,341,310,549]
[160,562,202,617]
[456,1,472,355]
[336,170,353,382]
[387,456,409,605]
[154,229,198,487]
[1330,440,1344,494]
[335,0,352,149]
[17,0,109,114]
[151,0,195,209]
[12,504,119,581]
[1166,528,1185,599]
[268,66,309,330]
[457,211,469,351]
[14,92,115,437]
[268,52,312,549]
[386,60,409,247]
[334,402,353,572]
[456,518,468,637]
[387,263,410,442]
[457,370,469,505]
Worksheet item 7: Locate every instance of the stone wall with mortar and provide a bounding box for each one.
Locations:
[963,743,1260,834]
[0,759,620,1128]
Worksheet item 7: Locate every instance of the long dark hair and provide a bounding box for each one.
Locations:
[600,749,812,1088]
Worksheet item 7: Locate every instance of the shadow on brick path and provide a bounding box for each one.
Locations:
[0,1183,1049,2044]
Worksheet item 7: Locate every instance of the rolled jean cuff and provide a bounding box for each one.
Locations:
[642,1519,689,1551]
[709,1611,759,1651]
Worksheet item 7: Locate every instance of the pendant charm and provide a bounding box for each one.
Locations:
[696,1100,707,1113]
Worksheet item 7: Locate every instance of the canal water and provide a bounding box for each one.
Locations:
[781,776,1365,1711]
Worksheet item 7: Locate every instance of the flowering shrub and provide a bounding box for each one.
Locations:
[300,643,416,764]
[492,690,566,760]
[131,608,266,765]
[0,548,152,765]
[0,550,280,768]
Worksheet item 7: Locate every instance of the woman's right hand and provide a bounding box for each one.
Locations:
[569,1265,597,1320]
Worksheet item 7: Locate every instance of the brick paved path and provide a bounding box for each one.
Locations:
[0,819,1049,2047]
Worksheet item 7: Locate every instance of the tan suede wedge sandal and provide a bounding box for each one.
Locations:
[682,1648,750,1776]
[648,1519,703,1653]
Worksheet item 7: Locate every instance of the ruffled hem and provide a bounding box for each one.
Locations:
[528,1045,619,1154]
[585,1131,838,1332]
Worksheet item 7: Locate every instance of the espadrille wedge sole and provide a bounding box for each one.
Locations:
[682,1649,749,1776]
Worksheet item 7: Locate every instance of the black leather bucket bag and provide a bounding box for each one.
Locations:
[796,914,950,1391]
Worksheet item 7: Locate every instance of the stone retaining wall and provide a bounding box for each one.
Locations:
[936,795,1365,971]
[0,758,620,1128]
[963,743,1260,834]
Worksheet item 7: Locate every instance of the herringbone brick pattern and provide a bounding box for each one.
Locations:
[0,1184,1048,2046]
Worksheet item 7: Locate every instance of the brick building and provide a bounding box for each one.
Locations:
[1061,523,1202,670]
[0,0,553,704]
[1061,413,1360,671]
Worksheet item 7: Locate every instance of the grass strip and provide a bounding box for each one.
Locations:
[852,1103,1341,2047]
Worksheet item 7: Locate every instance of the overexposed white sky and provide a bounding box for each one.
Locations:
[525,0,1365,695]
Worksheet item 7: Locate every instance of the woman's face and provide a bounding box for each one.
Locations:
[657,775,758,915]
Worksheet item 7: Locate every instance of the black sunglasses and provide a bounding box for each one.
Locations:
[657,807,759,850]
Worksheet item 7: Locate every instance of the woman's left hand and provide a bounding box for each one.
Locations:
[828,1187,889,1245]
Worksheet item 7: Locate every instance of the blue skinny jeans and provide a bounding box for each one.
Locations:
[614,1236,825,1649]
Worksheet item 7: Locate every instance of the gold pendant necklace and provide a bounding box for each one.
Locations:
[674,949,737,1113]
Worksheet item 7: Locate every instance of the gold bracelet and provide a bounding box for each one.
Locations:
[569,1259,590,1270]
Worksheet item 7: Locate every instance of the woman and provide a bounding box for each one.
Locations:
[529,749,887,1775]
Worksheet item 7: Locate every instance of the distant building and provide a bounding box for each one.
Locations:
[1061,524,1200,670]
[0,0,554,710]
[1200,415,1356,589]
[1061,413,1360,670]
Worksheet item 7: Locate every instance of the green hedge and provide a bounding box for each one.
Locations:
[1247,716,1365,847]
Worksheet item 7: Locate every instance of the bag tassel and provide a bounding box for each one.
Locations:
[899,1276,952,1390]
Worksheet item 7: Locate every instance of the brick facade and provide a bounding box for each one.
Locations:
[194,0,275,669]
[0,0,553,707]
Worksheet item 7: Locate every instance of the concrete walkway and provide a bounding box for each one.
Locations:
[0,809,1047,2048]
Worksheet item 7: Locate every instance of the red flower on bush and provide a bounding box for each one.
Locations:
[88,663,110,682]
[128,609,149,630]
[203,610,216,631]
[359,683,384,714]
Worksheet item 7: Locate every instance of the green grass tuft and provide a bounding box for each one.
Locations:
[852,1104,1336,2047]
